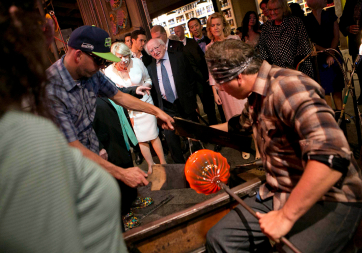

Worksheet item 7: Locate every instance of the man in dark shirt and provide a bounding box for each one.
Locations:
[188,18,211,53]
[130,29,152,67]
[175,23,218,125]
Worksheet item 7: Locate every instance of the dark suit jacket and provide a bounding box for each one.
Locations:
[167,39,184,53]
[196,35,211,45]
[141,49,153,67]
[339,0,361,56]
[147,51,197,116]
[185,38,209,83]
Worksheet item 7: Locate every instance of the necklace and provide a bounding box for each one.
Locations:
[113,63,131,88]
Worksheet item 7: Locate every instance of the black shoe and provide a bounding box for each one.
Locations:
[214,145,222,152]
[134,152,144,165]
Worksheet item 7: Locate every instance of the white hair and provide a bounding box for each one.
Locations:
[169,34,180,41]
[144,38,165,55]
[111,42,131,56]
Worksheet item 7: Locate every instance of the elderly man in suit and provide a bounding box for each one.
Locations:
[145,38,198,163]
[151,25,218,126]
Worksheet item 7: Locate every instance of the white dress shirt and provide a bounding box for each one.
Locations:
[181,37,187,46]
[166,39,169,50]
[156,51,178,101]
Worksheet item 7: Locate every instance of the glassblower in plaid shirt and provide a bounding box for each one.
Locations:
[46,26,174,188]
[205,40,362,252]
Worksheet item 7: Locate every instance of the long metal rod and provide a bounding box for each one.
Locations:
[218,181,302,253]
[297,48,362,148]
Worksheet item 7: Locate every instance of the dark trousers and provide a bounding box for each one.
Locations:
[115,160,137,233]
[206,195,362,253]
[196,82,218,125]
[162,99,197,163]
[353,54,362,99]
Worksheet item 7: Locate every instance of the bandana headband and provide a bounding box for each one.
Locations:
[209,57,253,84]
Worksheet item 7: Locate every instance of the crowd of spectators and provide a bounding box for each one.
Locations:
[1,0,362,251]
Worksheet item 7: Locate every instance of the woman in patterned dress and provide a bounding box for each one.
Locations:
[259,0,314,78]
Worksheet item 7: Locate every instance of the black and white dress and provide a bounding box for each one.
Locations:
[259,16,314,78]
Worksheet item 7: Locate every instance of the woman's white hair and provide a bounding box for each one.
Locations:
[111,42,131,56]
[144,38,165,55]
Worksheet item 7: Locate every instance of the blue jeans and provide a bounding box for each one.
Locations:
[206,195,362,253]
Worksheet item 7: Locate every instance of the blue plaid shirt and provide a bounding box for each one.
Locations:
[46,56,118,154]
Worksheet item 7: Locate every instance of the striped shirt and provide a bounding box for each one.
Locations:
[0,111,127,252]
[229,61,362,210]
[46,56,119,153]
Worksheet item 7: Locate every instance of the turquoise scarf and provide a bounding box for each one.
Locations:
[108,99,138,150]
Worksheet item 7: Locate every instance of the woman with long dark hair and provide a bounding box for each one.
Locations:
[241,11,261,48]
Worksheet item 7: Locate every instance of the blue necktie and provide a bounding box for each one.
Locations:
[160,59,176,103]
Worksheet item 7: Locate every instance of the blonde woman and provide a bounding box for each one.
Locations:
[206,13,258,159]
[104,43,166,174]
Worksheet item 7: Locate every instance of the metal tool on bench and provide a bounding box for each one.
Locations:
[185,149,302,253]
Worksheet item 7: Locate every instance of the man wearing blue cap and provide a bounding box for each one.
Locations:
[46,25,174,188]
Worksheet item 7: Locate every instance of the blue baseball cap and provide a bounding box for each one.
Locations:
[68,25,120,62]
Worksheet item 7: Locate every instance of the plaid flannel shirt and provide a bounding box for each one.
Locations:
[46,56,118,154]
[229,61,362,210]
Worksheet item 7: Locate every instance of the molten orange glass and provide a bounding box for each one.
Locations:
[185,149,230,195]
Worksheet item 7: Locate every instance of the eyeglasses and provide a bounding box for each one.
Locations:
[268,7,281,13]
[149,45,162,55]
[83,51,107,66]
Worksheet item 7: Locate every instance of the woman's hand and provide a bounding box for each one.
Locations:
[135,86,151,96]
[326,56,335,67]
[214,93,222,105]
[348,25,360,35]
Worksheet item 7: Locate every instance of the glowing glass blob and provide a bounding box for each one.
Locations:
[185,149,230,195]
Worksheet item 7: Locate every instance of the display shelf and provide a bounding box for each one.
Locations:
[219,0,237,32]
[151,0,214,38]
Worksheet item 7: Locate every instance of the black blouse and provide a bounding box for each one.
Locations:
[259,16,314,78]
[304,10,337,50]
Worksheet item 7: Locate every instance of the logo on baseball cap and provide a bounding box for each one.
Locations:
[68,25,120,62]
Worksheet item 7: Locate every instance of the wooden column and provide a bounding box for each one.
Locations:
[77,0,149,40]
